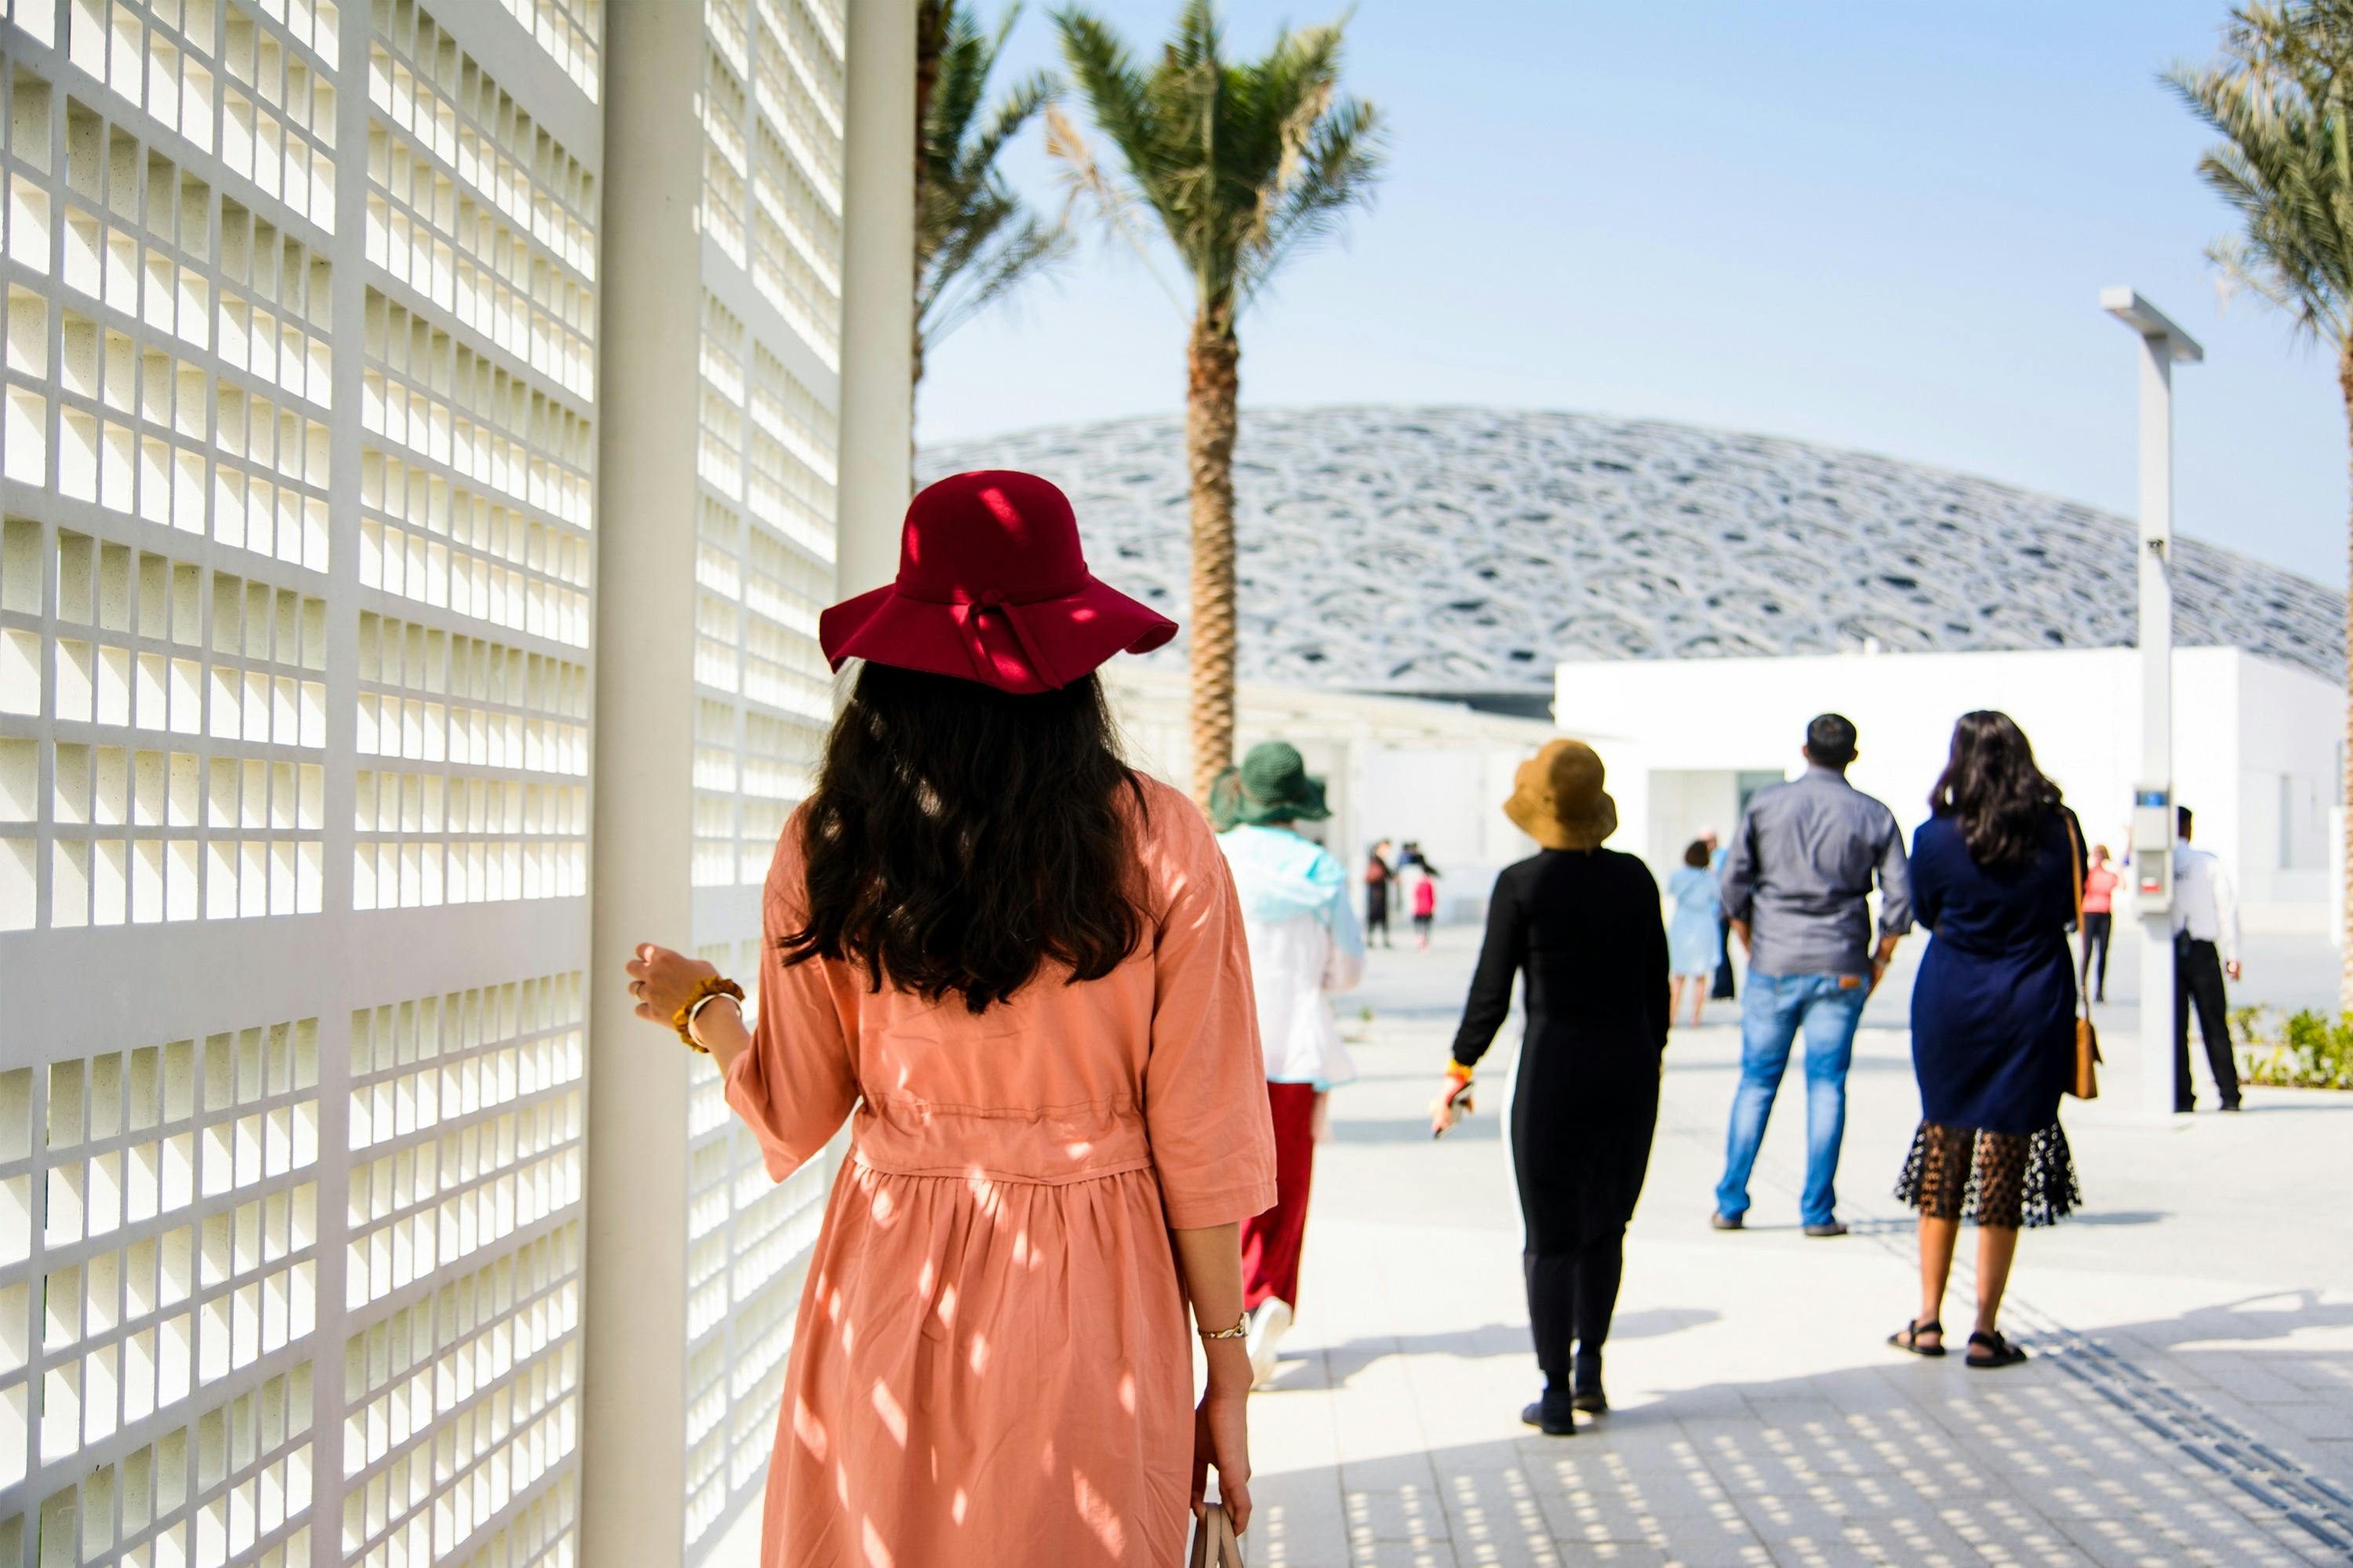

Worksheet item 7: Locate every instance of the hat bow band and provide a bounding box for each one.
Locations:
[924,580,1084,692]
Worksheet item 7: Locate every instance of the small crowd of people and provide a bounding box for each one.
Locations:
[615,472,2252,1563]
[1362,835,1442,948]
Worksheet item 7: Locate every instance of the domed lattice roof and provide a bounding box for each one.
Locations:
[917,406,2344,693]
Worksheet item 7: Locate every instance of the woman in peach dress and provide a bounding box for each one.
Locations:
[627,471,1276,1566]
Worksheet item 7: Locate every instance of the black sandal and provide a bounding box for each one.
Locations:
[1966,1330,2028,1369]
[1887,1319,1946,1358]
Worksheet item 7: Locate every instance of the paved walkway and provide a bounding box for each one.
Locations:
[1243,929,2353,1567]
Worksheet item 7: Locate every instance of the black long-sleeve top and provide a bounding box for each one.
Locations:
[1451,848,1672,1070]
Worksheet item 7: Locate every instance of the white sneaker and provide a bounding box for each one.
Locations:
[1246,1299,1292,1388]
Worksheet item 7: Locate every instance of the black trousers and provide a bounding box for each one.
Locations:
[1711,915,1737,1000]
[2079,911,2112,1001]
[1515,1056,1657,1391]
[1366,886,1389,944]
[1525,1236,1621,1390]
[2173,936,2240,1109]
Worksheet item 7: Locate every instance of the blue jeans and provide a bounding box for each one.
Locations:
[1715,971,1868,1227]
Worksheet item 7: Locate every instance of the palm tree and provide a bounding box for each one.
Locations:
[2169,2,2353,1009]
[1050,1,1384,805]
[915,1,1069,393]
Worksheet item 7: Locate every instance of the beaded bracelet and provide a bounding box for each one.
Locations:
[672,976,745,1053]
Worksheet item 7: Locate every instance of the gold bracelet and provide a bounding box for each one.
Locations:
[1198,1312,1249,1341]
[672,976,744,1053]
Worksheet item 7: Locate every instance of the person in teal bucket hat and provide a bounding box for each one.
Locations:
[1209,742,1366,1387]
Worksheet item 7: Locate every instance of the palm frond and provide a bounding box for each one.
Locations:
[1041,103,1186,311]
[1052,2,1386,322]
[1242,95,1385,304]
[2166,2,2353,352]
[917,0,1071,358]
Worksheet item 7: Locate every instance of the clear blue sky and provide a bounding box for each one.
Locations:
[915,0,2349,586]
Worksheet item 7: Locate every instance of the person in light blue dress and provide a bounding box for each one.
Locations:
[1667,839,1723,1026]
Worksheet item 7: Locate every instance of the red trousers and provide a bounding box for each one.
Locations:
[1242,1082,1318,1311]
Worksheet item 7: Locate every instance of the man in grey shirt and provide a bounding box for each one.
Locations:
[1712,714,1913,1236]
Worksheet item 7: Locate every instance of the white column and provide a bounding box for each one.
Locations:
[837,0,920,598]
[2133,333,2180,1121]
[583,0,704,1556]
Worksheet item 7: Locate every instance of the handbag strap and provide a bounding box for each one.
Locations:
[1191,1504,1245,1567]
[2063,813,2089,1019]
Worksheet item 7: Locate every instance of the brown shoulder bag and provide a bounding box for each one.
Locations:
[2065,816,2101,1101]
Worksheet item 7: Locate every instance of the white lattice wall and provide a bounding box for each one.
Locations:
[0,0,599,1563]
[682,0,843,1556]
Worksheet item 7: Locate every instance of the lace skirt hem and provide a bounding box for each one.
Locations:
[1893,1119,2079,1229]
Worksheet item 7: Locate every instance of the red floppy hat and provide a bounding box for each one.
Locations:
[818,469,1178,693]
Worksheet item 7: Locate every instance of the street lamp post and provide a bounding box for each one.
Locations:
[2100,286,2203,1121]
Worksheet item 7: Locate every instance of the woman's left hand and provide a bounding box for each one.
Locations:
[624,944,717,1028]
[1191,1370,1253,1533]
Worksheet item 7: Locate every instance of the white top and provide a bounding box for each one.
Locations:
[1216,825,1366,1088]
[2170,844,2240,966]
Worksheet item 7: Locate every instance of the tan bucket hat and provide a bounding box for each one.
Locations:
[1504,738,1617,851]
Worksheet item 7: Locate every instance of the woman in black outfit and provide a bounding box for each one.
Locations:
[1889,711,2082,1370]
[1435,740,1668,1435]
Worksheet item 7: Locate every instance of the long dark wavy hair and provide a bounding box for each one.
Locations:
[778,662,1148,1012]
[1929,710,2063,868]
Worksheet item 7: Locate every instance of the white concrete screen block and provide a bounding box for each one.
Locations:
[0,0,600,1562]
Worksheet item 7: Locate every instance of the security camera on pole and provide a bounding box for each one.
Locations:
[2100,287,2202,1122]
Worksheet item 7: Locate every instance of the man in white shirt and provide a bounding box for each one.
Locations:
[2171,806,2242,1112]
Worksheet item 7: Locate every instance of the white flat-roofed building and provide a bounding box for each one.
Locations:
[1554,645,2338,936]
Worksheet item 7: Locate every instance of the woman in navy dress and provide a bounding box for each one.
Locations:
[1889,711,2082,1370]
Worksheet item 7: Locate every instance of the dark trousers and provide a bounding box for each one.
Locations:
[2173,936,2240,1110]
[2079,911,2112,1002]
[1366,888,1390,946]
[1711,915,1737,1000]
[1525,1231,1623,1392]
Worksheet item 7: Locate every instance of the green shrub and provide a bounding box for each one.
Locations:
[2237,1006,2353,1090]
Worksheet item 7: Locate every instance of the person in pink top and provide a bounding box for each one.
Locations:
[1412,864,1441,948]
[2079,842,2119,1004]
[627,472,1277,1566]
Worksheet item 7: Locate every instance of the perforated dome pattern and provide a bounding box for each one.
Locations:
[919,406,2344,693]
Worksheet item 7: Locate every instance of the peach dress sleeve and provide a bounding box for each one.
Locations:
[722,826,859,1182]
[722,781,1275,1568]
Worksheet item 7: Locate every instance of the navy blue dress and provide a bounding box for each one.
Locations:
[1896,808,2083,1227]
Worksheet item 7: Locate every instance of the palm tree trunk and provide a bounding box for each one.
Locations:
[911,4,946,486]
[1186,309,1242,809]
[2340,344,2353,1014]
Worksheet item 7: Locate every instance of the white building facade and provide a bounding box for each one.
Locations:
[1104,668,1551,926]
[1556,646,2340,935]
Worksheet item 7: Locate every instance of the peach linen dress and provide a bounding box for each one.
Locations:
[722,776,1279,1567]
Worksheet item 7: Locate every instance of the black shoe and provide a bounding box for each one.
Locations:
[2220,1101,2242,1112]
[1966,1330,2028,1369]
[1803,1221,1848,1238]
[2177,1101,2195,1114]
[1709,1210,1744,1231]
[1570,1385,1608,1414]
[1520,1390,1577,1435]
[1888,1319,1946,1359]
